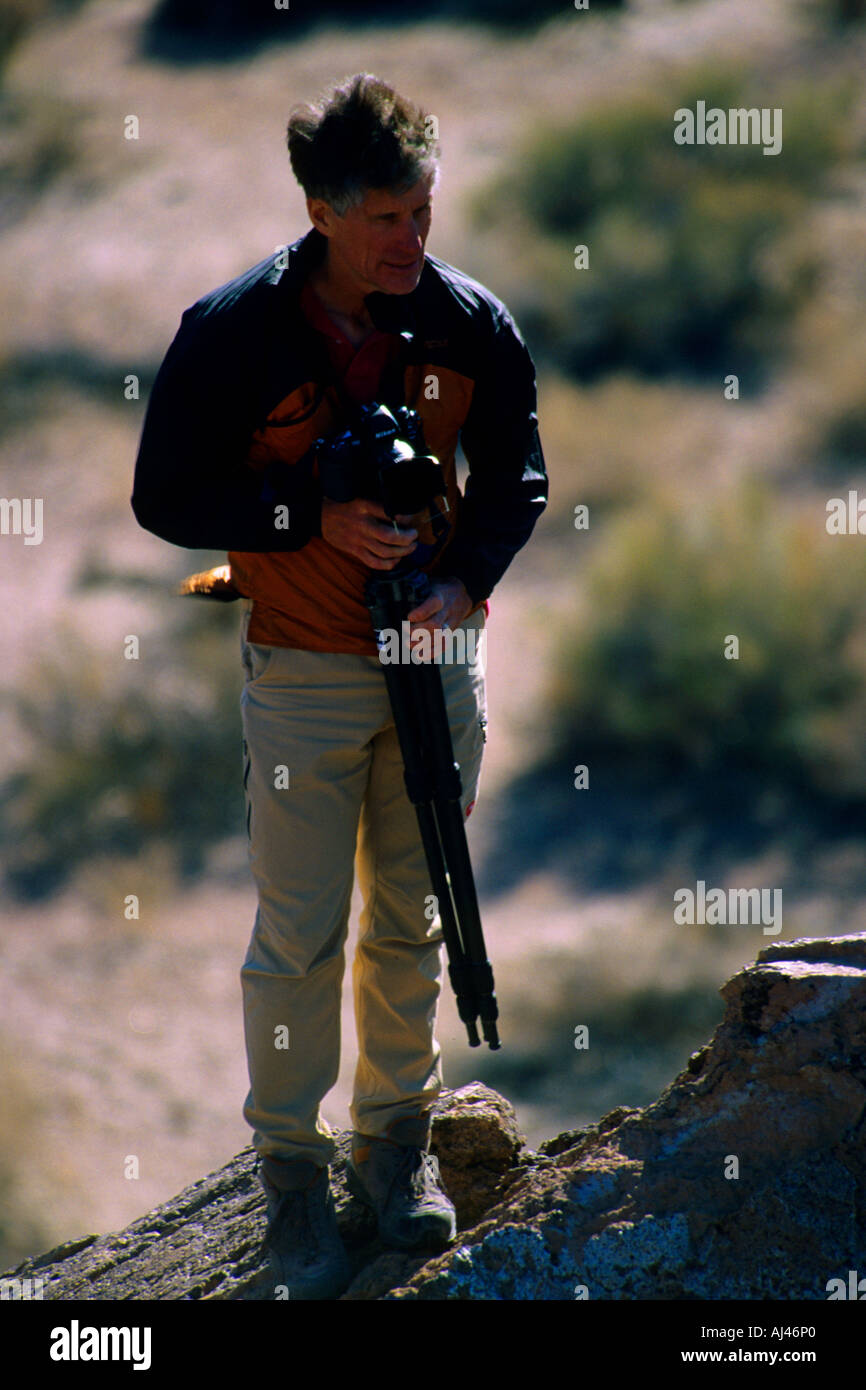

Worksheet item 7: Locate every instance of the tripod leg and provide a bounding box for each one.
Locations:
[411,660,500,1048]
[365,571,500,1049]
[377,660,483,1045]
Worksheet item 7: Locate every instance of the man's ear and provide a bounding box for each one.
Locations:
[307,196,335,238]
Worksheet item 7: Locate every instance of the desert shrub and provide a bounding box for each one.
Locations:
[800,0,866,27]
[144,0,625,53]
[0,0,45,80]
[544,481,866,800]
[0,594,245,900]
[0,0,88,226]
[0,0,89,79]
[474,66,860,381]
[819,390,866,470]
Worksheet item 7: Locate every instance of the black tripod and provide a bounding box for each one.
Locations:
[364,567,500,1050]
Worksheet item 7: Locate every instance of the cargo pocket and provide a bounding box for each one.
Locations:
[241,641,275,686]
[242,737,252,843]
[459,698,487,820]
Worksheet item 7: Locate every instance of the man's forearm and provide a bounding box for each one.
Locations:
[436,472,548,605]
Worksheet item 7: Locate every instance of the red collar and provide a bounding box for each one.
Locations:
[299,279,392,348]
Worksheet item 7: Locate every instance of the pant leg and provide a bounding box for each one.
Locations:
[238,605,390,1168]
[350,607,488,1138]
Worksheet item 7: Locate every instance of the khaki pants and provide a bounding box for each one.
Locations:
[238,600,487,1167]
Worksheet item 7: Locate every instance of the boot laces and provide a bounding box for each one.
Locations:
[394,1145,439,1200]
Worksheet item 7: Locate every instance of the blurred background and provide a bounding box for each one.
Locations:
[2,0,866,1270]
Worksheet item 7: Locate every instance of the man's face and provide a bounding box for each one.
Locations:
[309,174,435,299]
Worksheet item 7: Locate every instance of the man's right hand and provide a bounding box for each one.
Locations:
[320,497,418,569]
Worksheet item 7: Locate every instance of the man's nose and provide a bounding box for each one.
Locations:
[395,218,425,253]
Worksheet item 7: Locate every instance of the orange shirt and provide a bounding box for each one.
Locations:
[229,277,487,654]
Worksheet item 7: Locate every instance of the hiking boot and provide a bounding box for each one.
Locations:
[345,1115,457,1252]
[258,1156,352,1300]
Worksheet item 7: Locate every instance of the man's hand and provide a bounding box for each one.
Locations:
[320,497,472,633]
[321,496,418,569]
[405,578,473,636]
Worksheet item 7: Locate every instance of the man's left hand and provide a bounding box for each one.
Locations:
[405,578,473,636]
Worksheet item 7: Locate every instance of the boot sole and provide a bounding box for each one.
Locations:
[267,1250,353,1301]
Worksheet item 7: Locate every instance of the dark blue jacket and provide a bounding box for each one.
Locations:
[131,226,548,608]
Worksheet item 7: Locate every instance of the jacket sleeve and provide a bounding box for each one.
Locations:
[131,303,322,552]
[437,308,548,605]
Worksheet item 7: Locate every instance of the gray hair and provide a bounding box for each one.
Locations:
[287,72,440,215]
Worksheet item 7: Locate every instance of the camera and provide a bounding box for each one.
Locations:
[316,402,448,523]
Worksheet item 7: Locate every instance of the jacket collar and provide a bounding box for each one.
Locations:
[272,225,419,340]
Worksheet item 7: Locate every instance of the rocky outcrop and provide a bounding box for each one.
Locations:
[388,934,866,1300]
[1,1082,527,1301]
[6,936,866,1300]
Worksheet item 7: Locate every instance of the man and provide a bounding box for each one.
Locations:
[131,72,547,1299]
